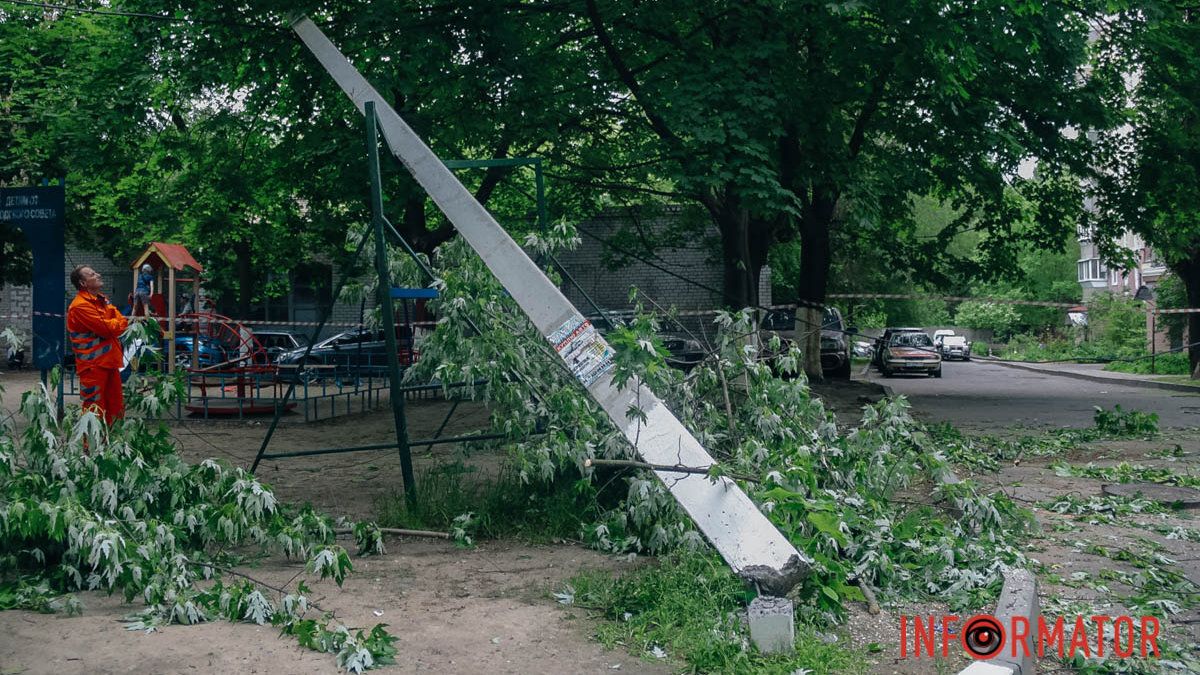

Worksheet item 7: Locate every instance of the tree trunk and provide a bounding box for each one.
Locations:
[796,189,837,382]
[1179,251,1200,379]
[234,239,253,320]
[715,200,757,309]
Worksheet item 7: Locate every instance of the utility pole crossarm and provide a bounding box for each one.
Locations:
[290,16,809,594]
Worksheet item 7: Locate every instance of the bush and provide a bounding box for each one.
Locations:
[1105,351,1191,375]
[955,301,1022,340]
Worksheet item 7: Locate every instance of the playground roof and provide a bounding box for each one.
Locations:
[131,242,204,274]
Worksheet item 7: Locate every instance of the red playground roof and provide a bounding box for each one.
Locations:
[132,242,204,274]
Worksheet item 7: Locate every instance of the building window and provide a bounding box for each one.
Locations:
[1077,258,1106,282]
[250,263,333,323]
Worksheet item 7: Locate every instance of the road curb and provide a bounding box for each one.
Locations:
[955,568,1040,675]
[986,359,1200,395]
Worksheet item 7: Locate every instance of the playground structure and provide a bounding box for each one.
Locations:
[130,241,198,371]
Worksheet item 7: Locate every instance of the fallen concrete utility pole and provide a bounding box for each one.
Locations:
[290,16,809,595]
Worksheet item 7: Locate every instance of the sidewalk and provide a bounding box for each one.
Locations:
[986,358,1200,394]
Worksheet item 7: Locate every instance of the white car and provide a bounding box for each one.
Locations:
[940,335,971,361]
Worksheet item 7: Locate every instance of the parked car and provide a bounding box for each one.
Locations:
[252,330,310,363]
[277,328,418,377]
[760,306,852,379]
[63,334,228,370]
[871,327,925,369]
[940,335,971,361]
[586,313,707,371]
[852,340,873,358]
[932,329,956,349]
[879,331,942,378]
[170,335,231,368]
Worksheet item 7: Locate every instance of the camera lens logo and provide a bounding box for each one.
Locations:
[963,615,1005,659]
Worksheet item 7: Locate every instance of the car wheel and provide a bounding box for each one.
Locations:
[933,368,942,378]
[881,366,893,378]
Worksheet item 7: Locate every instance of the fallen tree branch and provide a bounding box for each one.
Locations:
[334,526,451,540]
[584,458,759,483]
[856,579,881,615]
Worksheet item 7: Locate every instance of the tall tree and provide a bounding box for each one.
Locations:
[576,0,1109,378]
[1093,3,1200,377]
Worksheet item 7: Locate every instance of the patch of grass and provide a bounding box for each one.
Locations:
[1104,351,1191,375]
[375,462,600,543]
[562,552,865,674]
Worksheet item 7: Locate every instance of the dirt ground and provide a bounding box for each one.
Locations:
[7,370,1193,673]
[973,431,1200,660]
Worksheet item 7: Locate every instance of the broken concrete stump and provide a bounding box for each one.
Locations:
[748,596,794,654]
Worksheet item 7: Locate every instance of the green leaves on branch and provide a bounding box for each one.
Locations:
[0,370,393,672]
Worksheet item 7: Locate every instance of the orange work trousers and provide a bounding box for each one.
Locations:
[78,367,124,425]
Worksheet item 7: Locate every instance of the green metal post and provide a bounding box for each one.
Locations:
[365,102,417,505]
[1151,311,1157,375]
[534,159,547,231]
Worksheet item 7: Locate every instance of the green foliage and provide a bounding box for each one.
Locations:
[1087,294,1149,358]
[1091,5,1200,376]
[0,368,393,672]
[1092,405,1159,437]
[1105,351,1191,375]
[924,406,1161,474]
[1154,273,1189,346]
[955,301,1021,339]
[409,238,1033,642]
[563,552,863,674]
[375,462,598,544]
[1052,462,1198,489]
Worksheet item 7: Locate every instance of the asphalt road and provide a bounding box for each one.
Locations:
[862,359,1200,430]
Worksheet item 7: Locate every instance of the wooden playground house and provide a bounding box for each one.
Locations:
[130,242,204,372]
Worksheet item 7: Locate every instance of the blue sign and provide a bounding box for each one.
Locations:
[0,185,65,370]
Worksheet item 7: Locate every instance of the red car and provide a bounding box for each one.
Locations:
[880,331,942,378]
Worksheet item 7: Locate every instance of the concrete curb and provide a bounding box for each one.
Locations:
[955,568,1040,675]
[987,359,1200,395]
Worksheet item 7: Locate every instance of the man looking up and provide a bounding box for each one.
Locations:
[67,265,128,424]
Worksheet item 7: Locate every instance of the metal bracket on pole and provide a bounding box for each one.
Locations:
[291,16,809,593]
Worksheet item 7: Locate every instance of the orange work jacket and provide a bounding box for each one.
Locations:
[67,291,128,371]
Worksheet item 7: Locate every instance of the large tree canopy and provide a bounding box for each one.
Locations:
[1093,3,1200,377]
[3,1,1117,375]
[572,0,1111,376]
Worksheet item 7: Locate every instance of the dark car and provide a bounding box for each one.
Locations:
[879,331,942,378]
[277,328,418,378]
[760,306,851,379]
[252,330,310,363]
[586,313,707,371]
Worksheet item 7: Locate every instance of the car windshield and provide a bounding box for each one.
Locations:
[891,333,933,348]
[822,308,842,330]
[944,336,967,346]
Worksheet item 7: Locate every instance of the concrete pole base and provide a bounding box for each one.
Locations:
[748,596,795,654]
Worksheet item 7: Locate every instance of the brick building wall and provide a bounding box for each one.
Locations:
[553,207,771,330]
[0,243,128,346]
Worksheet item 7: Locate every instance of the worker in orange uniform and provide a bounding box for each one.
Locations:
[67,265,128,424]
